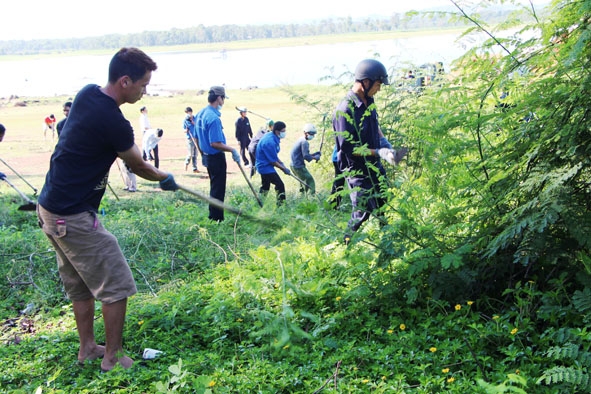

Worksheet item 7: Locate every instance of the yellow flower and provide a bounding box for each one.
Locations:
[442,368,450,373]
[138,320,144,326]
[429,347,437,353]
[511,328,518,335]
[447,377,455,383]
[381,376,386,380]
[455,304,461,311]
[283,344,290,350]
[467,301,474,306]
[362,379,369,384]
[516,369,520,375]
[387,329,394,335]
[208,381,216,387]
[335,296,342,301]
[399,324,406,331]
[492,315,500,320]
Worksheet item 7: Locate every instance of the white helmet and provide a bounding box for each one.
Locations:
[303,123,317,134]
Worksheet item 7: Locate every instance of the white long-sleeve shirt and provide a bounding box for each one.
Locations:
[142,128,161,157]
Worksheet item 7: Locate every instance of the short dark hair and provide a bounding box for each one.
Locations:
[108,47,158,84]
[0,124,5,134]
[273,121,286,132]
[63,101,72,109]
[157,128,164,137]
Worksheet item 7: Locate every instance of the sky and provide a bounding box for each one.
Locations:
[0,0,548,41]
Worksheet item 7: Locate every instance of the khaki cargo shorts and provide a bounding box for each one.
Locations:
[37,204,137,304]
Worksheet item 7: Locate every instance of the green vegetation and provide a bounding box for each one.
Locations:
[1,1,590,392]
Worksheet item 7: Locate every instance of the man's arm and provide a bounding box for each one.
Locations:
[118,145,169,181]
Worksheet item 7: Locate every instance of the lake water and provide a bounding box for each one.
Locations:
[0,32,472,98]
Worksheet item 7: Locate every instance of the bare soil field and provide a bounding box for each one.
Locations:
[0,86,332,203]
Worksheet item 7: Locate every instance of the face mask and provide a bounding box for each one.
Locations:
[306,134,315,141]
[279,131,286,139]
[217,105,223,111]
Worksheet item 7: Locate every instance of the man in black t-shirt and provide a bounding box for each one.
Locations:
[37,47,178,373]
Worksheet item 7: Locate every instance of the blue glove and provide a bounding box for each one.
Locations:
[159,174,178,191]
[231,149,240,163]
[0,172,5,180]
[282,168,291,176]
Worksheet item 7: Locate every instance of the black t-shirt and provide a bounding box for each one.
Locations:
[39,84,135,214]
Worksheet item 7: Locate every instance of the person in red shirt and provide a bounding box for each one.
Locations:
[44,114,56,140]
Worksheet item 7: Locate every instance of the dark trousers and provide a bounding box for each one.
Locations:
[347,173,385,233]
[239,141,250,165]
[260,172,285,204]
[205,153,227,221]
[143,145,159,168]
[330,161,345,208]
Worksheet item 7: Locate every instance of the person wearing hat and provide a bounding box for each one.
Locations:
[333,59,407,245]
[194,85,241,222]
[235,107,253,167]
[248,118,274,178]
[289,123,321,194]
[183,106,200,173]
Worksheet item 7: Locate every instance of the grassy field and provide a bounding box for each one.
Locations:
[0,84,344,203]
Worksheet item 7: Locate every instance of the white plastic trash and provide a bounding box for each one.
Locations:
[142,348,164,359]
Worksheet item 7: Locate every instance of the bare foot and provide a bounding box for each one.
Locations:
[101,355,134,372]
[78,344,106,364]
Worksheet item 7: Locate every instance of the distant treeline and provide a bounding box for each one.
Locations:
[0,9,518,56]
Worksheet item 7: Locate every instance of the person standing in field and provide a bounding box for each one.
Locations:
[255,120,291,204]
[36,47,178,372]
[194,85,240,222]
[183,106,200,173]
[235,107,253,167]
[289,123,320,194]
[56,101,72,138]
[333,58,406,245]
[43,114,56,140]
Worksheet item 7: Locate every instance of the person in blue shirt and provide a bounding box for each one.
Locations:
[183,106,200,173]
[255,121,291,204]
[36,47,178,373]
[194,85,240,222]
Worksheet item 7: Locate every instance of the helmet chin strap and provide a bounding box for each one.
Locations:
[361,79,375,101]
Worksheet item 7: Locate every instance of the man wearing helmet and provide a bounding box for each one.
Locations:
[289,123,321,194]
[333,59,405,244]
